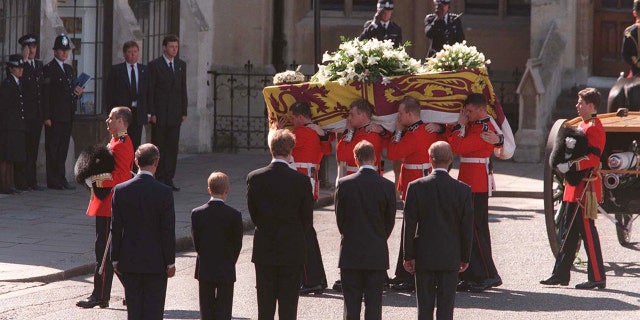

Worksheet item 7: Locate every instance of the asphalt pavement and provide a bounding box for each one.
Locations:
[0,151,543,284]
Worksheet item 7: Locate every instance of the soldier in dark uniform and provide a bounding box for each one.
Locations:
[42,34,84,190]
[425,0,465,57]
[0,55,27,194]
[622,0,640,76]
[17,34,45,191]
[359,0,403,48]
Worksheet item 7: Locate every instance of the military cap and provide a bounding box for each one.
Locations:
[436,0,452,4]
[19,34,38,46]
[377,0,394,10]
[6,54,24,68]
[53,34,71,50]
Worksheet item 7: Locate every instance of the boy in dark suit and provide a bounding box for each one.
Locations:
[191,171,243,320]
[402,141,473,320]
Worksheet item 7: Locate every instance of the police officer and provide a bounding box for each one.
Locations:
[622,0,640,76]
[42,34,83,190]
[17,34,45,191]
[425,0,465,57]
[359,0,403,48]
[0,55,27,194]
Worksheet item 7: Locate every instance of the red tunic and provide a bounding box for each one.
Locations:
[387,122,442,198]
[86,133,134,217]
[336,127,384,175]
[448,117,496,193]
[292,125,331,200]
[563,117,605,203]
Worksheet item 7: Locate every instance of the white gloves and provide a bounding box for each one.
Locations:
[556,162,570,174]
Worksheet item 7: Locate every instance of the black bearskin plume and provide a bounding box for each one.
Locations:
[74,144,115,186]
[549,126,589,186]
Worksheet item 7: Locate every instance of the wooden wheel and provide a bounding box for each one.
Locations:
[543,119,567,257]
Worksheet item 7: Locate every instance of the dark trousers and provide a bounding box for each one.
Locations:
[151,124,180,185]
[198,280,234,320]
[552,202,606,282]
[415,270,458,320]
[461,192,499,282]
[23,119,42,187]
[254,263,301,320]
[340,269,386,320]
[92,216,121,300]
[128,108,144,152]
[121,272,168,320]
[302,226,327,287]
[394,220,412,281]
[45,121,71,187]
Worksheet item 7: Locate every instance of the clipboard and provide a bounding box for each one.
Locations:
[72,72,90,88]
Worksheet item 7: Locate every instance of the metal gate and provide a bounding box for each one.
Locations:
[0,0,40,80]
[128,0,180,64]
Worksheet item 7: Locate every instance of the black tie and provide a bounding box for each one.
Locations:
[168,61,173,72]
[130,64,137,100]
[31,61,35,69]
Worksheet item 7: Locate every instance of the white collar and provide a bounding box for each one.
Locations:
[163,55,174,65]
[433,168,448,173]
[138,170,154,176]
[54,57,65,70]
[359,165,377,171]
[209,197,225,203]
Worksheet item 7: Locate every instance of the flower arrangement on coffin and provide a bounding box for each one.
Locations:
[273,65,306,85]
[422,40,491,73]
[311,36,422,86]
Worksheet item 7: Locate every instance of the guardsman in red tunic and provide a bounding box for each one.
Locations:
[77,106,134,308]
[448,93,501,293]
[540,88,607,290]
[386,96,443,291]
[278,101,331,295]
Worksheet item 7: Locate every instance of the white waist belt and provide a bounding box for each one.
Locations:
[460,157,490,164]
[291,162,315,170]
[404,163,431,170]
[460,157,494,196]
[346,165,359,172]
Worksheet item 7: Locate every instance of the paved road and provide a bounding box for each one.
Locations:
[1,197,639,319]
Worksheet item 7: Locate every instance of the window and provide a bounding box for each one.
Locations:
[0,0,40,81]
[465,0,530,16]
[129,0,179,64]
[311,0,377,12]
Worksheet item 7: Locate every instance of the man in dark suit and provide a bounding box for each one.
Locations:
[335,140,396,320]
[247,129,314,320]
[111,143,176,319]
[107,41,149,152]
[42,34,84,190]
[359,0,403,47]
[17,34,45,191]
[402,141,473,320]
[148,34,187,191]
[191,171,243,320]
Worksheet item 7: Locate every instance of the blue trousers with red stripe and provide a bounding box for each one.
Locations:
[551,202,606,283]
[461,192,500,282]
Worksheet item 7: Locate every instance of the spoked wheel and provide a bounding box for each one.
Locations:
[615,213,637,246]
[544,119,567,257]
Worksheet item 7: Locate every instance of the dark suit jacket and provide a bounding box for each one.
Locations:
[111,173,176,274]
[247,161,314,266]
[106,62,149,126]
[191,200,243,283]
[42,59,76,122]
[335,167,396,270]
[21,60,44,122]
[403,170,473,271]
[148,56,187,127]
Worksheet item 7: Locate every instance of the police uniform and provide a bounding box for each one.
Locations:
[623,23,640,76]
[546,115,606,287]
[18,34,45,190]
[359,0,403,47]
[290,124,331,293]
[448,116,501,287]
[387,120,442,287]
[336,124,385,176]
[78,130,134,307]
[0,55,27,194]
[424,1,465,57]
[42,34,78,189]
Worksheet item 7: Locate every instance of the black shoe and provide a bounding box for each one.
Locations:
[540,275,569,286]
[165,182,180,191]
[76,296,109,308]
[300,284,325,295]
[457,280,471,292]
[18,186,31,192]
[469,277,502,293]
[9,187,22,194]
[387,277,404,286]
[62,181,76,190]
[390,281,415,292]
[31,185,45,191]
[332,280,342,292]
[575,280,606,290]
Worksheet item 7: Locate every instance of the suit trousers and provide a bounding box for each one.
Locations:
[128,107,144,152]
[24,119,42,187]
[462,192,499,282]
[394,219,412,281]
[415,270,458,320]
[254,263,301,320]
[340,269,386,320]
[552,202,606,282]
[198,280,234,320]
[121,272,168,320]
[92,216,121,300]
[45,121,71,187]
[302,226,327,287]
[151,123,180,185]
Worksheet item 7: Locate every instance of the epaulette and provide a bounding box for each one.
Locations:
[407,120,423,132]
[113,130,128,140]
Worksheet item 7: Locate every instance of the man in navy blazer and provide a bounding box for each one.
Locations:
[111,143,176,319]
[247,129,314,320]
[107,41,149,151]
[335,140,396,320]
[191,171,243,320]
[402,141,473,320]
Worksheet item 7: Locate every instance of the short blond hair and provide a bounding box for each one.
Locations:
[208,171,229,195]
